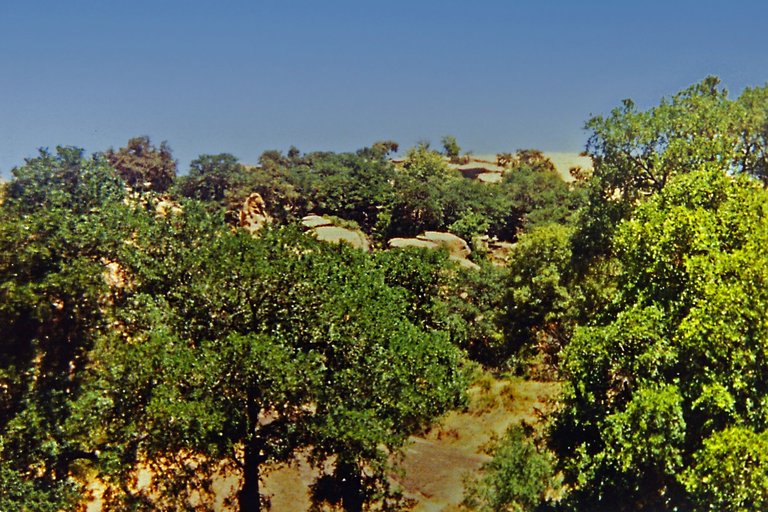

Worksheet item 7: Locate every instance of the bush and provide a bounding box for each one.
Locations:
[463,425,556,511]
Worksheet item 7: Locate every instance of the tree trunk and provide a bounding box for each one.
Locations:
[238,439,262,512]
[337,460,364,512]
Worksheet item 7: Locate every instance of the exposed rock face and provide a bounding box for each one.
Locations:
[155,196,183,217]
[487,239,516,266]
[418,231,471,259]
[301,214,370,251]
[311,225,370,251]
[100,257,131,307]
[388,238,439,250]
[450,160,505,184]
[239,193,272,234]
[388,231,479,269]
[102,260,128,289]
[475,172,503,184]
[449,255,480,270]
[301,214,333,229]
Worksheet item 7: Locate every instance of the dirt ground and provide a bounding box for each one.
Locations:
[261,376,560,511]
[83,376,560,511]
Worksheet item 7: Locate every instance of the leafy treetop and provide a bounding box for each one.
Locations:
[105,136,177,192]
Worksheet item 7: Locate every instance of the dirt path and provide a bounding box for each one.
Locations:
[224,376,560,511]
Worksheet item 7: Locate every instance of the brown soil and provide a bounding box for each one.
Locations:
[83,376,560,511]
[260,376,560,511]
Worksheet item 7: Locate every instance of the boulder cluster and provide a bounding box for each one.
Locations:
[237,195,481,268]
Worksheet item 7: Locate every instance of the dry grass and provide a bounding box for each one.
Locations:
[258,373,560,511]
[82,374,561,511]
[394,374,560,511]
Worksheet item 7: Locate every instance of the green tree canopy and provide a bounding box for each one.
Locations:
[92,221,468,511]
[551,168,768,510]
[0,147,470,511]
[105,135,177,192]
[0,147,130,510]
[178,152,247,204]
[503,223,575,369]
[441,135,462,159]
[463,425,556,512]
[575,76,768,261]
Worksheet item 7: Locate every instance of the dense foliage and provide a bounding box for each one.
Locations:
[178,143,580,247]
[574,76,768,262]
[0,147,473,511]
[464,77,768,512]
[0,148,131,509]
[4,76,766,512]
[552,169,768,510]
[463,425,556,512]
[105,136,177,193]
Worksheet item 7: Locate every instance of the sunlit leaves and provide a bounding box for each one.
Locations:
[575,76,768,261]
[682,427,768,511]
[552,168,768,510]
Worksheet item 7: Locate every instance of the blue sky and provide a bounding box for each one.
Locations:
[1,0,767,175]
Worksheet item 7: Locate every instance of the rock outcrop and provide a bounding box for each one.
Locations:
[418,231,471,259]
[155,196,183,217]
[475,172,503,184]
[476,237,516,266]
[301,215,370,251]
[300,214,333,229]
[388,231,478,269]
[388,238,439,250]
[450,161,505,184]
[239,193,272,235]
[101,258,128,290]
[312,225,370,251]
[448,255,480,270]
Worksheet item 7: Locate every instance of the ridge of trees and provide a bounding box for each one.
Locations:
[175,142,581,246]
[0,135,583,509]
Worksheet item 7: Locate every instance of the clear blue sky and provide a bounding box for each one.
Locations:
[1,0,767,175]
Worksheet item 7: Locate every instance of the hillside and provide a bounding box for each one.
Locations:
[4,77,768,512]
[468,152,592,182]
